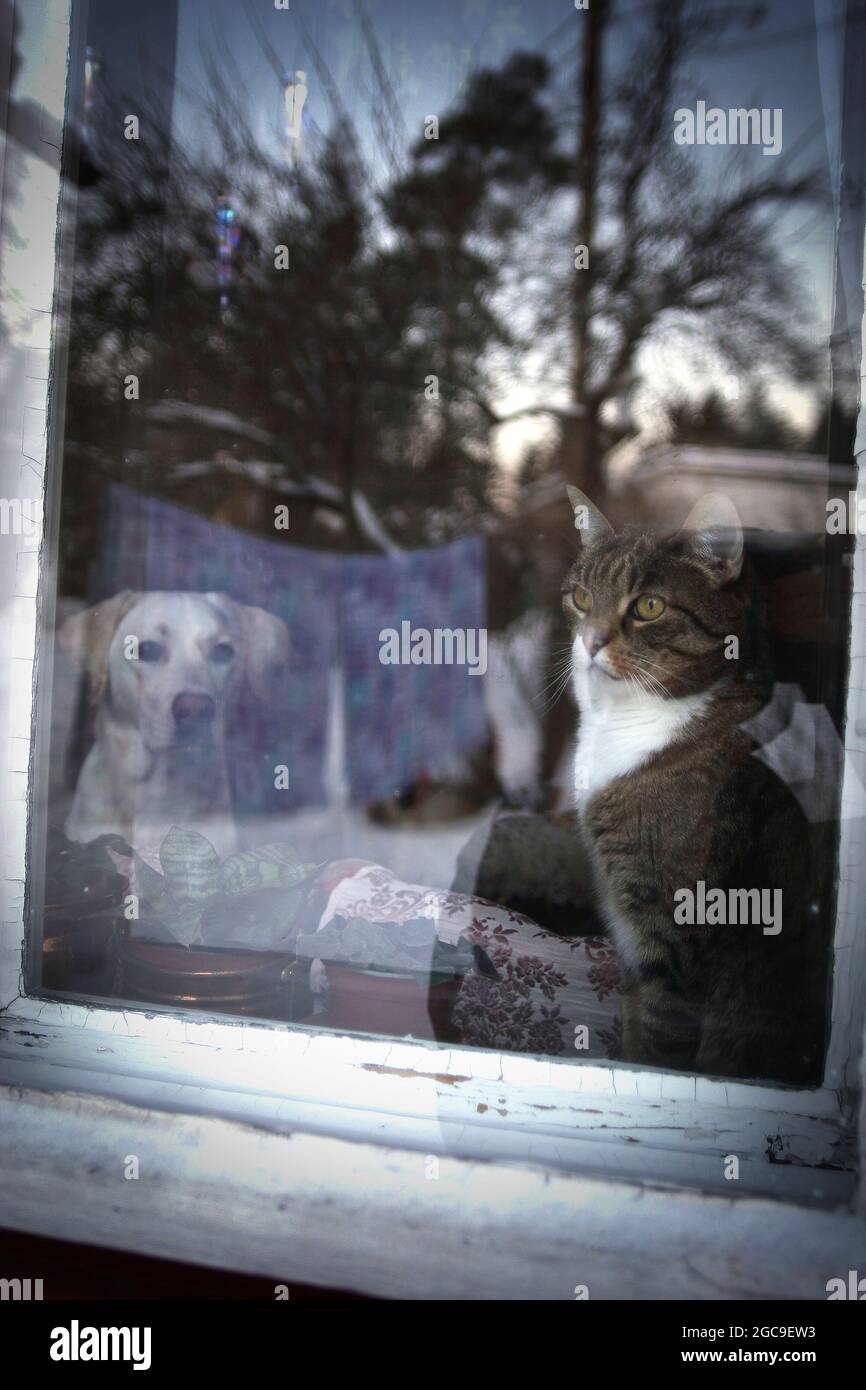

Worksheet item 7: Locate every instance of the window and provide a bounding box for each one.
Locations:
[3,0,866,1231]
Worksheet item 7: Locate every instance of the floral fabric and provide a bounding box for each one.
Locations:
[312,859,622,1059]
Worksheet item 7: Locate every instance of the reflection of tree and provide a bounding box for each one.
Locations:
[382,53,567,516]
[64,97,427,565]
[60,0,823,590]
[663,386,799,452]
[558,0,821,496]
[804,396,858,463]
[62,45,565,573]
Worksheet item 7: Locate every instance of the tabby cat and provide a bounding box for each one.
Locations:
[562,487,826,1085]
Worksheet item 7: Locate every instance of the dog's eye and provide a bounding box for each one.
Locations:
[210,642,236,665]
[138,641,165,663]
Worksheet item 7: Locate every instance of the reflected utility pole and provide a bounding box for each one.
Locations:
[570,0,609,498]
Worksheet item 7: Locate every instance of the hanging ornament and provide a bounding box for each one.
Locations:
[215,195,241,313]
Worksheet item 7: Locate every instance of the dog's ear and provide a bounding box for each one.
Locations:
[242,603,289,701]
[58,590,141,705]
[206,596,289,701]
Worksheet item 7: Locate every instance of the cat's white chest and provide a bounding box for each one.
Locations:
[573,666,710,808]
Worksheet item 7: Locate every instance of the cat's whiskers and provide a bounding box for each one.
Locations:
[537,667,574,714]
[536,650,577,713]
[626,666,667,702]
[627,657,673,700]
[538,679,570,707]
[635,670,671,701]
[628,652,669,674]
[537,654,573,697]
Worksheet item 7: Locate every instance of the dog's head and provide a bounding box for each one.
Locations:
[59,591,289,753]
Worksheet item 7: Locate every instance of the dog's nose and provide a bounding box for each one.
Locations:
[172,693,216,729]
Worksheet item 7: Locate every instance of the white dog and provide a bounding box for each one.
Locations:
[59,591,289,859]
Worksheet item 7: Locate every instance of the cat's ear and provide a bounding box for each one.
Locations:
[672,493,744,583]
[566,486,613,543]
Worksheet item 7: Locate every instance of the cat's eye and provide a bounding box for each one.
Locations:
[632,593,666,621]
[572,585,592,614]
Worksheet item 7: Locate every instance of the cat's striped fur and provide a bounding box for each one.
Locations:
[563,489,827,1085]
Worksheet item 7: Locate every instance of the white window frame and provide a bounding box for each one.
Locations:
[1,0,865,1299]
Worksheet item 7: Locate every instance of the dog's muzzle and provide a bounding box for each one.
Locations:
[172,692,216,741]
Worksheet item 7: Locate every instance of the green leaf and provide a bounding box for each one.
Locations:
[159,826,220,904]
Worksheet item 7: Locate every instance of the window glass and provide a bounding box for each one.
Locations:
[27,0,864,1086]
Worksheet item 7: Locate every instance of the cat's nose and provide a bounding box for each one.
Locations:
[584,630,610,659]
